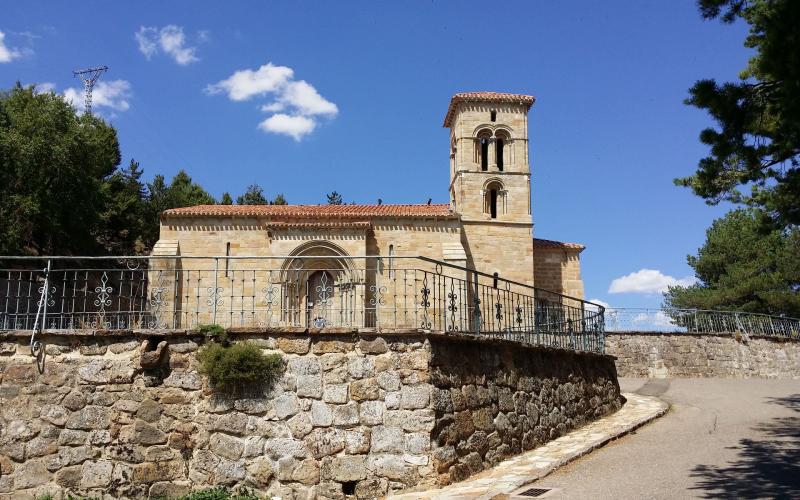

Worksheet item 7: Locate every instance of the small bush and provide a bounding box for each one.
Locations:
[197,341,283,394]
[196,323,229,345]
[180,487,259,500]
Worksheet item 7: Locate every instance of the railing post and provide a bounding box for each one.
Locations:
[473,270,481,335]
[374,258,381,329]
[212,257,219,325]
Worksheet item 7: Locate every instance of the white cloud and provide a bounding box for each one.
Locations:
[207,62,338,140]
[34,82,56,93]
[260,102,286,113]
[608,269,697,295]
[586,299,613,313]
[63,80,132,113]
[0,31,22,63]
[278,80,338,116]
[258,113,316,141]
[206,63,294,101]
[135,25,199,65]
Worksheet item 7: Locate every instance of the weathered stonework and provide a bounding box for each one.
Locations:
[0,330,621,498]
[427,338,621,486]
[607,332,800,379]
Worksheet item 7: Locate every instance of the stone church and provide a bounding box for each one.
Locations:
[151,92,585,329]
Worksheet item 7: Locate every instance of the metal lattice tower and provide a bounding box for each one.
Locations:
[72,66,108,115]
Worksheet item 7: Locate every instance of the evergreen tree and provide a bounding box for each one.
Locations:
[677,0,800,228]
[327,191,343,205]
[143,170,215,247]
[236,184,269,205]
[272,193,287,205]
[220,192,233,205]
[0,84,122,255]
[665,209,800,316]
[98,159,149,254]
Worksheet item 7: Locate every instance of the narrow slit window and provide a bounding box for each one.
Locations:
[224,242,231,277]
[388,244,395,279]
[490,110,497,122]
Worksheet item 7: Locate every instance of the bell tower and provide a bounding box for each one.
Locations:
[444,92,535,284]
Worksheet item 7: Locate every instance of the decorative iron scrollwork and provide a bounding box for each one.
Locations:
[94,272,113,310]
[206,286,224,307]
[420,274,431,329]
[447,280,458,332]
[148,270,168,329]
[260,272,278,327]
[314,272,332,328]
[38,285,56,307]
[369,285,387,306]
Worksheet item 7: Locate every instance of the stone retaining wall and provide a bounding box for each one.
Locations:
[0,330,621,499]
[606,332,800,379]
[427,338,621,486]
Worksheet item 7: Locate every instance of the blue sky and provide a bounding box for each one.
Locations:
[1,1,750,310]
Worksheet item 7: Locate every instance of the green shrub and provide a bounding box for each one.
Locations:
[196,323,229,345]
[197,341,283,394]
[179,487,259,500]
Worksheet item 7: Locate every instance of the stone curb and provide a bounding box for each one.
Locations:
[391,392,669,499]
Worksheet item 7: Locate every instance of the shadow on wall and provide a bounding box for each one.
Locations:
[690,394,800,498]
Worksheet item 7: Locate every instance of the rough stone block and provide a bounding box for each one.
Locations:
[332,401,359,426]
[322,455,366,482]
[276,337,311,354]
[209,433,244,460]
[370,425,404,453]
[310,401,333,427]
[401,384,431,409]
[350,378,379,401]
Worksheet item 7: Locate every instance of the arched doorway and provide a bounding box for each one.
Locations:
[306,270,334,328]
[280,241,360,328]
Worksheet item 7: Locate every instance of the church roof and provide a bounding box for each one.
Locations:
[533,237,585,251]
[162,203,455,219]
[443,91,536,127]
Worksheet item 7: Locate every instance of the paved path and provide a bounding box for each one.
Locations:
[392,391,668,499]
[531,378,800,499]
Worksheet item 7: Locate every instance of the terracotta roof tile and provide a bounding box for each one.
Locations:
[444,91,536,127]
[533,237,585,251]
[268,220,371,229]
[162,204,454,219]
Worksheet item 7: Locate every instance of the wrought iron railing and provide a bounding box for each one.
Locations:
[0,255,605,354]
[603,307,800,338]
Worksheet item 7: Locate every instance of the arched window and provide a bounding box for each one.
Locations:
[476,130,492,171]
[388,244,395,279]
[495,131,510,172]
[496,138,504,171]
[484,180,504,219]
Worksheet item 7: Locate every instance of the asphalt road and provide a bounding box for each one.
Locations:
[527,378,800,500]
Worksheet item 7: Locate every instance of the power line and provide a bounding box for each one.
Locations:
[72,65,108,115]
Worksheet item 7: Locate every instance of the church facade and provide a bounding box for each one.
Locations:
[151,92,585,329]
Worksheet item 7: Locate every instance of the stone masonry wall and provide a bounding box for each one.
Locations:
[0,331,438,499]
[426,338,621,486]
[0,330,622,499]
[606,332,800,379]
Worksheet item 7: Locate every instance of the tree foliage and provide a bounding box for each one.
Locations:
[236,184,268,205]
[326,191,343,205]
[677,0,800,228]
[0,84,122,255]
[143,170,215,248]
[236,184,287,205]
[665,209,800,316]
[0,84,294,256]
